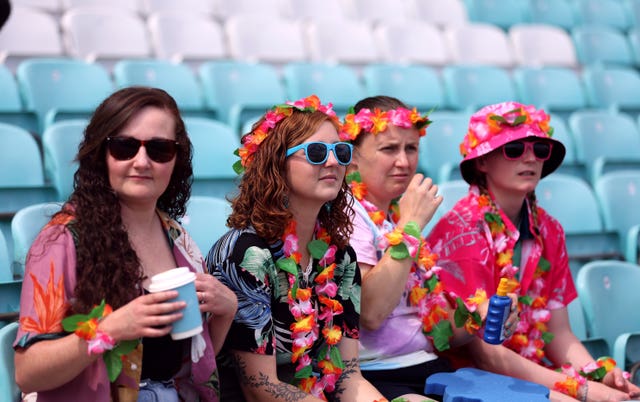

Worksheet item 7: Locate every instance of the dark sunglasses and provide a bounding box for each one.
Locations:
[286,141,353,166]
[106,137,179,163]
[502,140,553,161]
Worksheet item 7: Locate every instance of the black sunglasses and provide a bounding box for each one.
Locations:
[502,140,553,161]
[285,141,353,166]
[106,137,179,163]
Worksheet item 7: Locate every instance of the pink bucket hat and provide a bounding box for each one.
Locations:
[459,101,566,184]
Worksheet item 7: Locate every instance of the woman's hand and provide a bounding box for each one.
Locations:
[601,367,640,399]
[98,291,185,342]
[195,273,238,319]
[397,173,443,230]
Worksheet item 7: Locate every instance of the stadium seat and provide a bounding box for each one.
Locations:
[628,0,640,27]
[0,322,19,402]
[0,229,20,330]
[508,24,579,68]
[412,0,468,28]
[225,14,307,64]
[140,0,215,16]
[423,179,468,237]
[0,64,37,133]
[61,0,140,13]
[287,0,348,21]
[444,23,515,68]
[569,111,640,184]
[547,114,586,180]
[362,64,446,112]
[113,59,207,117]
[13,0,61,13]
[567,299,611,357]
[373,21,450,66]
[198,61,285,135]
[513,67,587,116]
[417,111,469,183]
[528,0,576,31]
[0,6,63,71]
[11,202,62,277]
[16,58,113,134]
[185,117,240,199]
[613,332,640,373]
[442,65,518,113]
[571,25,635,67]
[213,0,288,19]
[572,0,632,32]
[146,12,227,66]
[306,18,380,65]
[60,6,152,67]
[628,27,640,67]
[282,62,365,116]
[345,0,410,23]
[182,196,232,254]
[576,260,640,351]
[41,119,86,201]
[464,0,529,30]
[582,66,640,116]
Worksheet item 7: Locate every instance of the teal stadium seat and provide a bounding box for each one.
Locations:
[0,65,37,133]
[464,0,529,30]
[547,114,586,180]
[182,196,232,254]
[185,117,240,199]
[572,0,633,32]
[418,111,470,183]
[513,67,587,116]
[41,120,86,201]
[442,65,518,113]
[0,230,20,329]
[628,27,640,67]
[567,299,611,363]
[16,58,113,135]
[423,180,469,237]
[528,0,577,31]
[571,25,635,67]
[199,61,285,135]
[282,62,366,117]
[582,66,640,116]
[362,64,446,112]
[613,332,640,374]
[0,322,20,402]
[576,260,640,352]
[113,59,208,118]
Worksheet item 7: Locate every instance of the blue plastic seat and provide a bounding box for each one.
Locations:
[362,64,446,111]
[282,62,365,117]
[0,230,20,329]
[464,0,529,30]
[576,260,640,351]
[113,59,207,117]
[613,332,640,373]
[0,322,19,402]
[628,27,640,67]
[423,180,469,237]
[567,299,611,359]
[41,120,87,201]
[16,58,113,135]
[185,117,240,199]
[528,0,577,31]
[547,114,586,180]
[442,65,518,113]
[418,111,469,183]
[182,196,232,254]
[513,67,587,115]
[572,0,633,32]
[582,66,640,116]
[0,65,37,134]
[198,61,285,135]
[571,25,634,67]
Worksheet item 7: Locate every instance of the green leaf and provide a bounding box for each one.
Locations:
[547,127,554,136]
[330,346,345,369]
[541,331,555,344]
[308,239,328,260]
[430,321,454,352]
[232,160,244,175]
[513,115,526,126]
[519,295,533,306]
[389,243,410,260]
[489,115,507,123]
[346,171,361,183]
[403,221,421,238]
[454,298,470,328]
[538,257,551,272]
[117,340,139,355]
[104,350,123,382]
[425,276,439,292]
[276,257,298,276]
[61,315,87,332]
[294,364,313,379]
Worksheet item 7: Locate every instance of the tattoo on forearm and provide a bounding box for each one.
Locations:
[232,354,309,402]
[329,357,359,401]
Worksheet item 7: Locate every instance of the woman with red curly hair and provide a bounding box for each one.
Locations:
[206,95,395,401]
[14,87,237,401]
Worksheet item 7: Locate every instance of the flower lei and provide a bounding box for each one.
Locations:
[347,171,454,351]
[459,103,554,158]
[339,106,432,141]
[233,94,339,174]
[62,300,140,382]
[278,220,344,399]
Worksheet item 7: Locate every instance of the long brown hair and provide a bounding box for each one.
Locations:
[228,110,353,248]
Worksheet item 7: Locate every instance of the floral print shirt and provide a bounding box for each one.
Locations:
[14,210,220,402]
[206,228,361,392]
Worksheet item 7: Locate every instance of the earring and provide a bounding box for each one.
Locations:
[324,201,332,212]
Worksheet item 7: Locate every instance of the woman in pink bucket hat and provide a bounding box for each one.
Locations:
[428,102,640,401]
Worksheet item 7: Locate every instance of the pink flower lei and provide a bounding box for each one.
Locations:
[347,172,454,351]
[339,106,432,142]
[278,220,344,399]
[233,94,340,174]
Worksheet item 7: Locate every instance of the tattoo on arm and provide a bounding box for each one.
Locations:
[232,353,309,402]
[329,357,359,401]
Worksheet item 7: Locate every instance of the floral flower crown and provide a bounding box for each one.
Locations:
[233,94,340,174]
[339,106,432,141]
[459,103,554,158]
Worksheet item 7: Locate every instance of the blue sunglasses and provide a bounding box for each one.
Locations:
[286,141,353,166]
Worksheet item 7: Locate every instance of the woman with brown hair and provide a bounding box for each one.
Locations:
[14,87,237,401]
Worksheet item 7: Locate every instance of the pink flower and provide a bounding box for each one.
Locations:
[319,245,337,266]
[315,281,338,298]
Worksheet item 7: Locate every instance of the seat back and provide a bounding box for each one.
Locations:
[412,0,468,28]
[576,260,640,350]
[0,322,19,402]
[348,0,410,23]
[0,122,44,188]
[16,58,113,134]
[423,180,468,237]
[306,18,379,65]
[444,23,515,68]
[509,24,578,68]
[465,0,528,30]
[583,67,640,114]
[41,120,86,201]
[0,65,37,133]
[573,0,632,32]
[571,25,634,67]
[528,0,576,31]
[418,111,469,183]
[362,64,446,111]
[11,202,62,276]
[287,0,348,21]
[513,66,586,112]
[594,170,640,244]
[373,20,450,66]
[183,196,231,254]
[442,65,517,112]
[140,0,216,15]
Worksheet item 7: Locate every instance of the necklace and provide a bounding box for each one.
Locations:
[348,172,454,351]
[278,220,344,399]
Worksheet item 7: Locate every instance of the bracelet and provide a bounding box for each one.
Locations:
[385,221,421,260]
[580,356,618,382]
[453,289,487,334]
[579,381,588,402]
[553,364,587,399]
[86,330,116,355]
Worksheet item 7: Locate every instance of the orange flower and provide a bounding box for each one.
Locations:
[368,210,385,226]
[385,227,404,246]
[290,314,315,334]
[350,180,367,200]
[321,325,343,346]
[315,263,336,284]
[409,287,428,306]
[496,250,513,267]
[341,114,361,141]
[487,113,502,133]
[20,261,69,334]
[299,376,317,393]
[319,295,343,315]
[291,287,312,302]
[422,305,448,332]
[370,109,389,134]
[75,317,99,340]
[531,296,547,309]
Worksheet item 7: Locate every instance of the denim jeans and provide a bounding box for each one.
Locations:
[137,379,179,402]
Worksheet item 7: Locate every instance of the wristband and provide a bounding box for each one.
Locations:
[554,364,588,399]
[385,221,421,260]
[86,330,116,355]
[580,356,628,382]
